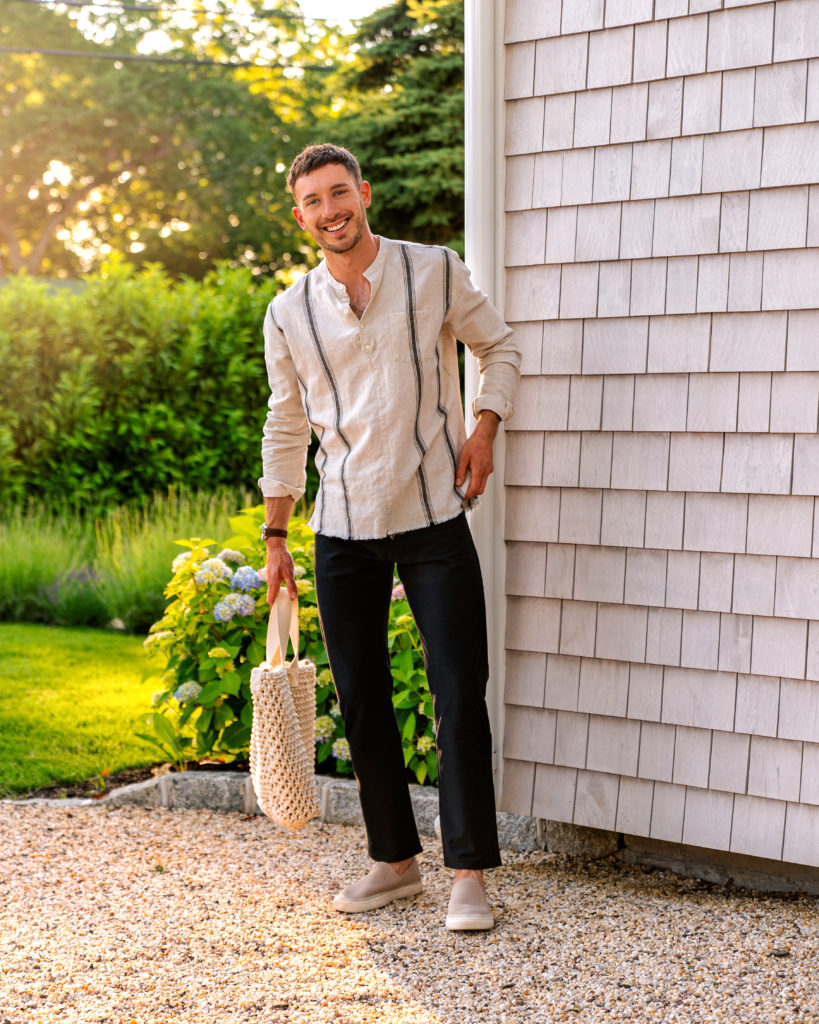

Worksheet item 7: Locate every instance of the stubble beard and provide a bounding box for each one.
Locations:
[317,208,367,255]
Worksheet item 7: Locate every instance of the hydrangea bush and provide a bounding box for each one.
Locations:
[141,505,438,784]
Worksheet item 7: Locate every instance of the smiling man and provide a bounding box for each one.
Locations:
[259,143,520,931]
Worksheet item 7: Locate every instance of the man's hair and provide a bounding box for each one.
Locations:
[286,144,362,196]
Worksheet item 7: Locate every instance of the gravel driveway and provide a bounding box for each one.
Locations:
[1,802,817,1023]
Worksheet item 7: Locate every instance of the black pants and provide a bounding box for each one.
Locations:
[314,513,502,870]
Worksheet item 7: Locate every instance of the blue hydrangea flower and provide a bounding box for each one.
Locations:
[174,681,202,703]
[143,629,172,649]
[199,557,231,580]
[217,548,246,565]
[332,738,351,762]
[314,715,335,743]
[172,551,197,573]
[416,734,434,755]
[230,565,264,592]
[224,592,256,617]
[391,581,406,602]
[213,600,234,622]
[194,567,218,584]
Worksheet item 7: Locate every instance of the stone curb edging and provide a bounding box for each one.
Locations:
[4,771,541,853]
[9,774,819,892]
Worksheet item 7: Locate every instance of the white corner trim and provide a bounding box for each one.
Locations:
[464,0,508,804]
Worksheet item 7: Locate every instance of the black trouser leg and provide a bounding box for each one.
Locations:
[397,515,501,869]
[313,515,501,870]
[314,533,422,864]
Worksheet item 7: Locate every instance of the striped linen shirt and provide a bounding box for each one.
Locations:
[258,236,520,541]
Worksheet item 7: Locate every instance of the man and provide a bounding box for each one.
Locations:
[260,143,519,931]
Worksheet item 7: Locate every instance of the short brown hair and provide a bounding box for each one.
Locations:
[286,144,362,196]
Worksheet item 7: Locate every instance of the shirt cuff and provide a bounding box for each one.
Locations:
[257,477,305,501]
[472,393,515,422]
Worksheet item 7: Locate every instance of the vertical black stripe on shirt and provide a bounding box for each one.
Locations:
[434,248,459,479]
[269,305,283,332]
[303,276,353,537]
[432,332,459,483]
[399,243,435,525]
[294,365,329,534]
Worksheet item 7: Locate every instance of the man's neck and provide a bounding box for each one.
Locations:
[323,230,380,288]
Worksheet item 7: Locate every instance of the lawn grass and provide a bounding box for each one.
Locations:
[0,622,160,797]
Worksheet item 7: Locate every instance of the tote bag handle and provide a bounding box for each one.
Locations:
[266,588,300,668]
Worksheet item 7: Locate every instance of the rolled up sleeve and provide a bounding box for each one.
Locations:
[257,304,311,500]
[444,250,521,421]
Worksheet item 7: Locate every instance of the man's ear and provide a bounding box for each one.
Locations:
[292,206,305,229]
[360,181,371,208]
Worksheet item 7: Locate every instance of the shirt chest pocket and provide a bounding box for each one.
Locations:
[389,309,438,366]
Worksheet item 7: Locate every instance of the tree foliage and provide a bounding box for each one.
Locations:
[0,0,323,276]
[321,0,465,253]
[0,0,465,277]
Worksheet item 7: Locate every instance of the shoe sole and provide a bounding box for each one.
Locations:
[445,913,494,931]
[333,879,423,913]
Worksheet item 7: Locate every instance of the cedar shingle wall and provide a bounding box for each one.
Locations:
[500,0,819,868]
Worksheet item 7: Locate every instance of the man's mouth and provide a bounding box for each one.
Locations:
[323,217,350,234]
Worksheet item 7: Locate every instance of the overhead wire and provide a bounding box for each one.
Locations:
[1,0,331,21]
[0,0,339,69]
[0,44,337,66]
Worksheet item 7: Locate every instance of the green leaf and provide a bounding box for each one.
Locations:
[220,671,241,696]
[197,707,213,732]
[220,721,250,749]
[401,711,417,741]
[213,704,232,729]
[228,515,259,538]
[247,640,266,664]
[150,712,180,748]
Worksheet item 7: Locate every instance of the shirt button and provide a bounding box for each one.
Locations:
[364,344,372,352]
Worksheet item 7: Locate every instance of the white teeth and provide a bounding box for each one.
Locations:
[325,218,349,233]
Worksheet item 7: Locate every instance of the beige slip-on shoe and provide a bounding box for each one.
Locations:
[445,878,494,931]
[333,859,423,913]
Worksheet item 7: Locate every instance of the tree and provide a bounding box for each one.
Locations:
[0,0,325,277]
[0,0,466,277]
[322,0,465,254]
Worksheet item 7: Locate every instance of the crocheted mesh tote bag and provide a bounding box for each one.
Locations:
[249,589,319,832]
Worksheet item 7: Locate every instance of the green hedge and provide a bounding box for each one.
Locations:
[0,261,317,511]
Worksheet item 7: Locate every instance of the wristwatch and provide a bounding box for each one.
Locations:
[260,523,288,540]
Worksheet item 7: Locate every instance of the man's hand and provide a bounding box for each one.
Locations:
[455,411,501,500]
[265,538,299,604]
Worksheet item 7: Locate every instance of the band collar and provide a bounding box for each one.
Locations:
[322,235,386,301]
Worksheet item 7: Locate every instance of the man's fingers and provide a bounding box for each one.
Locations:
[455,452,469,487]
[465,472,485,499]
[464,456,493,498]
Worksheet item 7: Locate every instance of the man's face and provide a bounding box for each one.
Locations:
[291,163,371,255]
